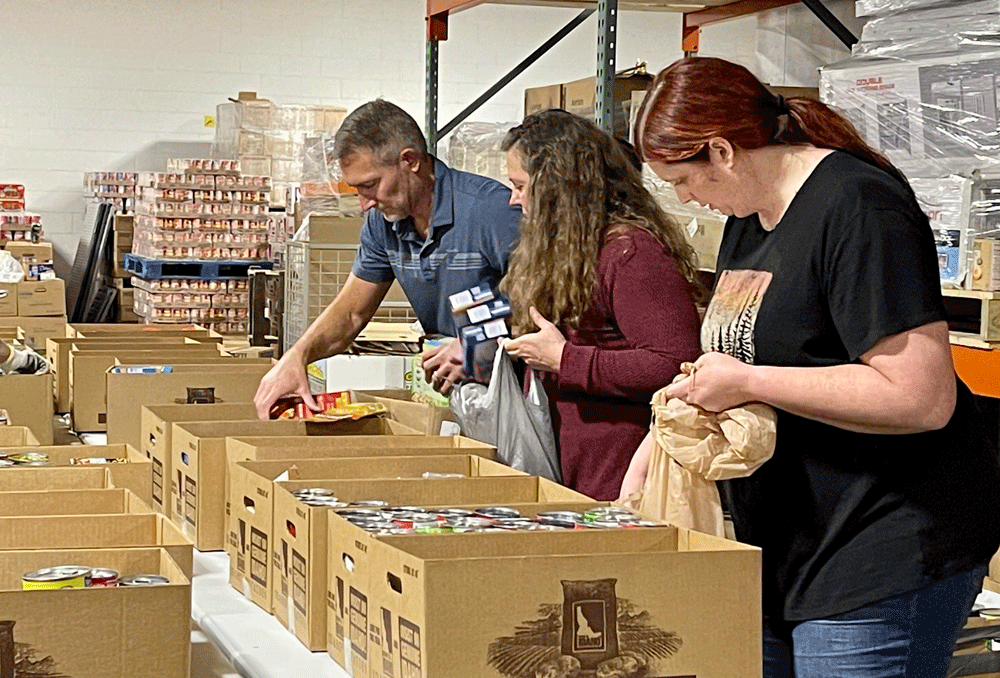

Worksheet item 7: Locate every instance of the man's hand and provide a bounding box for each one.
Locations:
[254,351,319,419]
[421,339,464,395]
[503,307,566,373]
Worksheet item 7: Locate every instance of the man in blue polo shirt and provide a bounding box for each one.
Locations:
[254,100,521,417]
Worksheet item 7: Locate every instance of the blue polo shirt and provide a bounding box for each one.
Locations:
[352,157,521,336]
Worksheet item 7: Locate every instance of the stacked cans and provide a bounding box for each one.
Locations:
[21,566,170,590]
[290,489,664,535]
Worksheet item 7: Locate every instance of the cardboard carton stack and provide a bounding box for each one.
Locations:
[213,91,348,209]
[524,66,653,137]
[129,158,272,334]
[0,184,68,349]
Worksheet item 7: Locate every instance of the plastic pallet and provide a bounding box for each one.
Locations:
[124,254,273,280]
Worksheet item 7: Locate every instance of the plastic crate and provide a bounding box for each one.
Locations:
[283,240,416,351]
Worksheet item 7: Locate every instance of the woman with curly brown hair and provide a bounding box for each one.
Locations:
[634,56,1000,678]
[500,109,701,500]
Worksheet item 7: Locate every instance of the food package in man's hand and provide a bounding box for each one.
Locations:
[268,391,389,421]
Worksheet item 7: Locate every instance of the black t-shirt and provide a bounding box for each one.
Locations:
[706,151,1000,621]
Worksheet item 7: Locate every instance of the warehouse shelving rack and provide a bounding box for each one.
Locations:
[423,0,859,147]
[422,2,1000,397]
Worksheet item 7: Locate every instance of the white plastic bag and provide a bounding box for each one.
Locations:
[450,348,562,483]
[0,251,24,284]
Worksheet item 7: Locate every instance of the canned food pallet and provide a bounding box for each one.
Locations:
[123,254,273,280]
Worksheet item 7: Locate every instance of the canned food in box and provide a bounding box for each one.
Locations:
[119,574,170,587]
[22,566,89,590]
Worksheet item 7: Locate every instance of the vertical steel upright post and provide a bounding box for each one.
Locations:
[425,39,440,152]
[595,0,618,134]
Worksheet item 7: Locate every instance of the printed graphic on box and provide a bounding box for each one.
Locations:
[486,579,685,678]
[0,621,68,678]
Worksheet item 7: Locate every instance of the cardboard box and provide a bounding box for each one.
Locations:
[0,426,39,446]
[0,315,67,351]
[0,547,190,678]
[47,336,222,413]
[562,72,653,137]
[172,417,420,551]
[0,444,151,504]
[227,434,493,467]
[0,487,152,516]
[69,347,226,431]
[3,241,53,262]
[307,354,407,392]
[274,476,589,651]
[229,455,522,612]
[0,513,192,577]
[524,83,562,116]
[105,362,275,450]
[68,322,214,337]
[0,283,16,316]
[0,373,53,444]
[0,465,110,492]
[16,279,66,316]
[353,389,456,436]
[141,402,260,515]
[328,521,761,678]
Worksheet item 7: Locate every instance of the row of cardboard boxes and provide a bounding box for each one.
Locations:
[128,403,763,678]
[0,384,765,678]
[0,438,192,678]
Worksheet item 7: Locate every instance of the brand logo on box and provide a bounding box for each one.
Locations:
[488,578,684,678]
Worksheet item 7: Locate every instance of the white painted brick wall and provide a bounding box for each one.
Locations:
[0,0,859,275]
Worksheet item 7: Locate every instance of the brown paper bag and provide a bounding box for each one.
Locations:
[636,383,777,536]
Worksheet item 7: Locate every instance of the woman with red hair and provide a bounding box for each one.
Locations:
[632,56,1000,678]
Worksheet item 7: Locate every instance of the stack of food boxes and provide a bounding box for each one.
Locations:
[128,158,272,335]
[0,184,67,354]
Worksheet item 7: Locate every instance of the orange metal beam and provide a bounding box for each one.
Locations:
[952,344,1000,399]
[684,0,799,29]
[428,11,449,40]
[682,24,700,52]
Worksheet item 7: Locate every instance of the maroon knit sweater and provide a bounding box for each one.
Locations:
[544,228,702,500]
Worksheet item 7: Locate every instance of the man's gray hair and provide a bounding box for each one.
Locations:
[333,100,428,165]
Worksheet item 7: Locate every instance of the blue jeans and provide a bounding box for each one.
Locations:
[763,564,986,678]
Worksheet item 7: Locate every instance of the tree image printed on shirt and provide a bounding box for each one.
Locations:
[487,580,682,678]
[701,269,773,364]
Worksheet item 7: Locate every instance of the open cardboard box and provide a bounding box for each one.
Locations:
[0,466,110,491]
[0,513,192,577]
[229,455,523,613]
[0,373,53,444]
[70,347,229,431]
[0,547,190,678]
[328,519,761,678]
[0,487,152,516]
[0,316,67,352]
[0,444,151,505]
[141,402,259,515]
[47,335,221,413]
[172,417,420,551]
[352,389,456,436]
[106,361,275,449]
[68,322,217,338]
[273,476,589,651]
[226,434,494,466]
[0,426,39,446]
